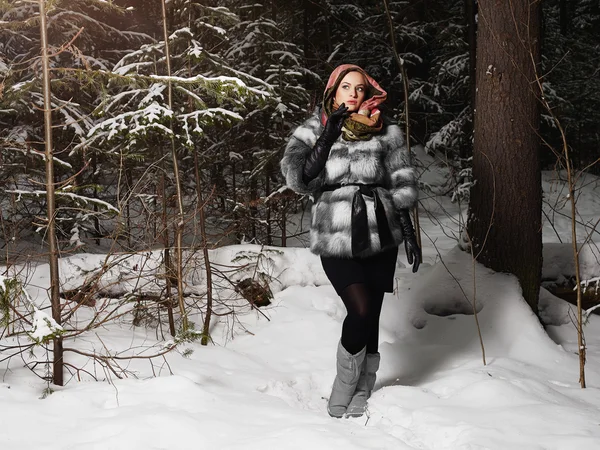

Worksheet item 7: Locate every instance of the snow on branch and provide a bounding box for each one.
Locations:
[179,108,243,146]
[28,309,64,345]
[6,189,119,213]
[579,276,600,294]
[87,101,174,142]
[148,73,271,98]
[425,111,468,154]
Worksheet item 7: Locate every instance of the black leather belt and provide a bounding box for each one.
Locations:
[321,183,395,256]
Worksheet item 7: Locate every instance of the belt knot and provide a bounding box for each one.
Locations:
[321,183,394,256]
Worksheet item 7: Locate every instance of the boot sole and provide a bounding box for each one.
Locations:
[327,406,345,418]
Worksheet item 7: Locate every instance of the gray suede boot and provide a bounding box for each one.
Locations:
[345,352,380,417]
[327,341,366,418]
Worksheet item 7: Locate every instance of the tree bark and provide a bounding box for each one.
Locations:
[467,0,542,313]
[38,0,63,387]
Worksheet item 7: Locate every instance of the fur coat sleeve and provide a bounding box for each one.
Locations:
[280,112,324,195]
[383,124,418,211]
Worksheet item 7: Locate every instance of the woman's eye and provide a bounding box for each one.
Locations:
[357,87,364,92]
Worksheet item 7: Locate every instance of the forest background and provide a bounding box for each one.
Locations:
[0,0,599,386]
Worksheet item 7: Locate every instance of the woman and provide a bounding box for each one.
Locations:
[280,64,421,418]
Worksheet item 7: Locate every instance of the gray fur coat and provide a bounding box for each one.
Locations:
[280,108,418,258]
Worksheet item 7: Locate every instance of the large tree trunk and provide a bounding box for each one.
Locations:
[467,0,542,313]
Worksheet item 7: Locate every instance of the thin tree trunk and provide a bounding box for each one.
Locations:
[126,167,133,250]
[38,0,63,387]
[92,153,101,246]
[160,175,176,337]
[325,10,332,57]
[194,151,213,346]
[281,201,287,247]
[559,0,568,35]
[383,0,421,250]
[265,169,272,245]
[302,0,312,88]
[467,0,542,313]
[232,161,237,206]
[218,164,226,212]
[232,160,239,241]
[250,177,258,240]
[465,0,477,159]
[161,0,188,331]
[415,0,427,21]
[152,185,157,246]
[566,151,586,388]
[263,113,272,246]
[530,54,587,387]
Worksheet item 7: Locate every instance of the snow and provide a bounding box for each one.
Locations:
[1,169,600,449]
[28,309,63,344]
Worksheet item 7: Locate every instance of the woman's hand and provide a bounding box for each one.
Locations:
[399,209,421,273]
[321,103,349,145]
[404,235,421,273]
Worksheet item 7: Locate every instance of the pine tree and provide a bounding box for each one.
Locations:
[467,0,543,313]
[218,0,311,243]
[0,0,149,248]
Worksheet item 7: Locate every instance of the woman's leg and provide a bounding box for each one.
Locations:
[345,285,384,417]
[339,283,372,355]
[366,286,385,354]
[328,282,370,417]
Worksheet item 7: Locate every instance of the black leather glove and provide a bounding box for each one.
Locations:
[302,104,349,184]
[399,209,421,273]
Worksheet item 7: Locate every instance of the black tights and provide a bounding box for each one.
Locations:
[339,283,385,355]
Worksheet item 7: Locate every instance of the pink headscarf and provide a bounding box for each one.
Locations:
[320,64,387,140]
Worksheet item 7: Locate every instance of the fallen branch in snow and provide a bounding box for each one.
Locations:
[63,338,178,381]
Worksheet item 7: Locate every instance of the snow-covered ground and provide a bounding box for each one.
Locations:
[1,165,600,449]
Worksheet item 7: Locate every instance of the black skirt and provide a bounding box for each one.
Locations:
[320,246,399,296]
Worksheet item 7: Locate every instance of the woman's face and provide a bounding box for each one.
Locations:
[334,71,367,112]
